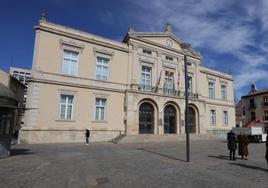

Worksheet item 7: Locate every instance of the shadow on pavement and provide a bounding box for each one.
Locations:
[229,163,268,172]
[138,148,186,162]
[208,155,231,160]
[10,149,35,156]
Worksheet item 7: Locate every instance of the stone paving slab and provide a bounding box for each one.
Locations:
[0,140,267,188]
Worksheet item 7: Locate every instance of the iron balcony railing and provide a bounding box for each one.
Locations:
[137,84,198,100]
[138,84,155,92]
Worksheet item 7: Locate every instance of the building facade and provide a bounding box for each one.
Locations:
[237,84,268,127]
[20,18,235,143]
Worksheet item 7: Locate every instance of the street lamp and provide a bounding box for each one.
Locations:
[181,43,191,162]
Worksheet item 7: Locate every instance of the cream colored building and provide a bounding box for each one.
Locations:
[19,17,235,143]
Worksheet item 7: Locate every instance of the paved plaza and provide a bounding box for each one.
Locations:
[0,139,267,188]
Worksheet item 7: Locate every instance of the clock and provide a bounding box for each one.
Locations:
[166,39,173,47]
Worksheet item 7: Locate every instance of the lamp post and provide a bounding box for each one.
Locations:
[181,43,191,162]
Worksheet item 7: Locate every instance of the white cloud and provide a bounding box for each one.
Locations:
[125,0,268,99]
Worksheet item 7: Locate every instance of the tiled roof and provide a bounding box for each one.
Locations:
[242,87,268,98]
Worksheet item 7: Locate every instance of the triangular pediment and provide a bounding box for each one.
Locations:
[125,32,200,58]
[142,35,182,50]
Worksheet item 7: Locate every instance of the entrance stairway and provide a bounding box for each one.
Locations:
[114,134,223,144]
[109,134,127,144]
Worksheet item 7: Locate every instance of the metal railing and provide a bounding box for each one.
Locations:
[136,84,198,99]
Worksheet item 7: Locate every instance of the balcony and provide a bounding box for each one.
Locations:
[134,84,198,100]
[138,84,155,92]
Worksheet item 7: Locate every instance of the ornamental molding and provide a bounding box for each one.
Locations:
[59,39,84,53]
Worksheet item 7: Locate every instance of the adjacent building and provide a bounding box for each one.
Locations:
[236,84,268,127]
[0,69,25,157]
[20,17,235,143]
[9,67,31,126]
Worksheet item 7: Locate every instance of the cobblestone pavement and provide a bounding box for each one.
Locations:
[0,140,267,188]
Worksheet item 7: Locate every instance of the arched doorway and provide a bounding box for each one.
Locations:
[188,107,196,133]
[164,105,176,134]
[139,102,154,134]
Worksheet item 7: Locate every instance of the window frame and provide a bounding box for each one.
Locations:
[264,96,268,106]
[264,111,268,121]
[141,65,152,91]
[188,76,193,94]
[142,49,152,55]
[164,71,174,94]
[223,111,228,126]
[208,81,215,99]
[221,84,227,100]
[94,97,107,121]
[95,56,110,81]
[61,49,79,77]
[210,109,216,126]
[59,94,75,120]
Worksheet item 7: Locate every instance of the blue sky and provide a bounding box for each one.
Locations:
[1,0,268,100]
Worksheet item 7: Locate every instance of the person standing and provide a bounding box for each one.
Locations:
[85,129,90,145]
[227,131,237,160]
[265,126,268,164]
[238,133,249,160]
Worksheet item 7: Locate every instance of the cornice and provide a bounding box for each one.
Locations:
[200,67,233,81]
[31,78,126,94]
[204,100,235,108]
[35,22,129,53]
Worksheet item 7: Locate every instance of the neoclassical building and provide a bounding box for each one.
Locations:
[20,17,235,143]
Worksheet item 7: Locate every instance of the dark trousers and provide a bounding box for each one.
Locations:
[86,137,89,144]
[229,149,236,160]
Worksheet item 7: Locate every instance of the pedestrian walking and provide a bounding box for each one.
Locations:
[85,129,90,145]
[237,133,249,160]
[265,127,268,164]
[227,131,237,160]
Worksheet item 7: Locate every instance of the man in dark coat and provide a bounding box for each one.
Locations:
[85,129,90,145]
[227,131,237,160]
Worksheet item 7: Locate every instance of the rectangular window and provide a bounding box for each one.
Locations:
[264,111,268,121]
[164,71,174,94]
[62,50,79,76]
[208,81,215,99]
[59,94,74,120]
[264,96,268,106]
[223,111,228,126]
[188,76,192,93]
[249,98,255,108]
[95,98,107,121]
[221,85,227,100]
[143,49,152,55]
[210,110,216,126]
[141,66,152,91]
[96,57,109,81]
[165,56,173,61]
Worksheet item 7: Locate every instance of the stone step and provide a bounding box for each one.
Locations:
[117,134,223,144]
[109,134,126,144]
